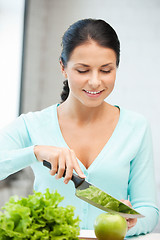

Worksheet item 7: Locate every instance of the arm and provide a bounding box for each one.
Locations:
[126,121,159,236]
[0,115,37,180]
[0,113,85,182]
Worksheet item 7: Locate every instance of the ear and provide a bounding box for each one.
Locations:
[60,59,67,79]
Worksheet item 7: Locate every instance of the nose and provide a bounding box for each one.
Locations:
[88,71,101,89]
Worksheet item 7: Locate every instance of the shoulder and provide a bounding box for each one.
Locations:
[21,104,58,129]
[119,106,150,134]
[120,106,148,124]
[22,104,57,119]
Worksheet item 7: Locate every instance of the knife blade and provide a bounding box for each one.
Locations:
[43,160,144,219]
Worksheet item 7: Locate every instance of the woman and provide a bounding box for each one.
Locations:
[0,19,159,236]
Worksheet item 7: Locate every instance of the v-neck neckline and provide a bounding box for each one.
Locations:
[53,103,122,171]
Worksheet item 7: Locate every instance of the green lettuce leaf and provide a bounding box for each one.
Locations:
[76,185,139,215]
[0,188,80,239]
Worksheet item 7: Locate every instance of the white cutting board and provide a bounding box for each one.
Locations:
[79,230,96,239]
[79,230,160,239]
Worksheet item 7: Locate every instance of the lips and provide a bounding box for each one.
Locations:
[83,89,104,99]
[83,89,104,95]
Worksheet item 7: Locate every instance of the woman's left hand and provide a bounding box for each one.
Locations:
[120,199,137,230]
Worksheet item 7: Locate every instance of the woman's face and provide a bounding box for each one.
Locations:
[62,40,117,108]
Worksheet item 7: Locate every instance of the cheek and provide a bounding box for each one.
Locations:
[104,73,116,86]
[68,73,86,89]
[67,78,77,94]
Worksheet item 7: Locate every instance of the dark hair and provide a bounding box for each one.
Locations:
[60,18,120,102]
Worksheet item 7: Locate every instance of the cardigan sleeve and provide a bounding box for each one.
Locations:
[126,120,159,237]
[0,114,37,180]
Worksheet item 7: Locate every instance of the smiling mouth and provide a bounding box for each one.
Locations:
[83,89,104,95]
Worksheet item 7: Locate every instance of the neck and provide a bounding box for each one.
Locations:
[58,98,109,124]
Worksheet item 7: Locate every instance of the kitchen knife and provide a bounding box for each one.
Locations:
[43,160,144,219]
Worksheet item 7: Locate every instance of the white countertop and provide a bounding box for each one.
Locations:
[79,230,160,239]
[127,233,160,239]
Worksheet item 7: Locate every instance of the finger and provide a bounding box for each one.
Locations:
[49,156,58,176]
[55,153,66,179]
[128,223,136,229]
[71,150,86,178]
[127,218,137,230]
[120,199,132,207]
[64,164,73,184]
[63,149,74,184]
[125,200,132,207]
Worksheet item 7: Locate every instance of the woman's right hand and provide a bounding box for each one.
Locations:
[34,145,86,184]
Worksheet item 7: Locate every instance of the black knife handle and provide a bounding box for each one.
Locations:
[71,173,85,188]
[43,160,85,188]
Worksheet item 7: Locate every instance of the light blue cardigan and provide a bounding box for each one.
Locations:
[0,104,159,237]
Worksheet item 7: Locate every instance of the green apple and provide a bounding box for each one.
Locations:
[94,213,128,240]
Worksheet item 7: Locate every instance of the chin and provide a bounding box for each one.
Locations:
[81,99,105,108]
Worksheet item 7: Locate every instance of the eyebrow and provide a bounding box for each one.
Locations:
[75,63,113,67]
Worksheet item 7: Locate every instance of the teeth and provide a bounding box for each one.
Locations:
[85,90,101,94]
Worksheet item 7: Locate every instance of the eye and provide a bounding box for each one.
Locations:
[77,70,89,73]
[100,70,111,74]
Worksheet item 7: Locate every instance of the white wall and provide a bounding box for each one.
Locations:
[0,0,24,129]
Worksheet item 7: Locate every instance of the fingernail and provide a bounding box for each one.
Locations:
[64,179,68,184]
